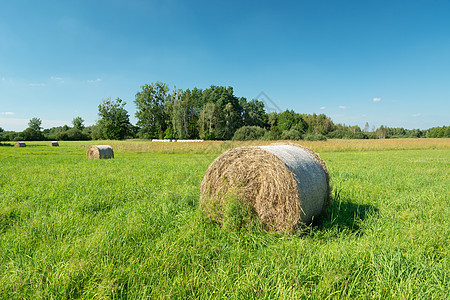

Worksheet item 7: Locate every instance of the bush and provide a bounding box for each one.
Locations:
[55,132,69,141]
[262,126,281,140]
[327,130,346,139]
[203,132,216,141]
[66,128,90,140]
[21,128,45,141]
[346,132,368,139]
[2,131,19,141]
[164,127,174,139]
[232,126,267,141]
[280,129,302,140]
[304,133,327,141]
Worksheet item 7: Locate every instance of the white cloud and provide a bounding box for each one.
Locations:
[0,118,29,131]
[50,76,65,83]
[0,112,14,115]
[412,113,421,117]
[339,105,347,109]
[41,119,71,129]
[29,83,46,87]
[0,118,71,132]
[87,78,102,83]
[373,97,382,102]
[320,106,326,110]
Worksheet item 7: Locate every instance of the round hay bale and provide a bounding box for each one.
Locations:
[200,144,330,232]
[49,141,59,147]
[14,142,26,147]
[86,145,114,159]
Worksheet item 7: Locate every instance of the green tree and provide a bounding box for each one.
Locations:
[201,86,243,140]
[28,117,42,131]
[135,82,171,139]
[349,125,361,134]
[364,122,370,133]
[171,90,189,139]
[376,125,388,139]
[241,98,268,128]
[170,88,204,139]
[267,112,278,129]
[222,102,241,139]
[97,97,132,140]
[198,102,217,140]
[21,128,44,141]
[277,110,298,132]
[72,116,85,130]
[301,113,332,135]
[21,117,45,140]
[426,126,449,138]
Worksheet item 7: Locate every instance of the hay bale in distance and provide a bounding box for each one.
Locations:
[14,142,26,147]
[49,141,59,147]
[200,144,330,232]
[86,145,114,159]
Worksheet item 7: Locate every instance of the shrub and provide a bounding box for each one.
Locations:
[232,126,267,141]
[21,128,45,141]
[327,130,346,139]
[65,128,90,140]
[304,133,327,141]
[281,129,302,140]
[262,126,281,140]
[55,132,69,141]
[346,132,368,139]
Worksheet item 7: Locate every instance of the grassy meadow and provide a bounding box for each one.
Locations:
[0,139,448,299]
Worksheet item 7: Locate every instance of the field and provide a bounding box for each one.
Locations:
[0,139,448,299]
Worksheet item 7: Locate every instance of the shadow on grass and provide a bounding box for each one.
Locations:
[311,189,378,236]
[0,143,14,147]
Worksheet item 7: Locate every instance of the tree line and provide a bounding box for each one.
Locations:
[1,82,449,142]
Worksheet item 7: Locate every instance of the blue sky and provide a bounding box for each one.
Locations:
[1,0,449,131]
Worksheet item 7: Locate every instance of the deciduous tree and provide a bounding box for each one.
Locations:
[72,116,85,130]
[135,82,171,139]
[28,117,42,131]
[97,97,132,140]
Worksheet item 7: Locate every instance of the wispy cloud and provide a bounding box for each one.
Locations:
[320,106,326,110]
[50,76,65,83]
[0,118,72,132]
[339,105,347,109]
[373,97,382,102]
[412,113,421,117]
[29,83,46,87]
[1,77,5,81]
[87,78,102,83]
[0,112,14,115]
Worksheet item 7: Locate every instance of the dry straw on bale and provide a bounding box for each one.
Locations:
[200,143,330,232]
[86,145,114,159]
[14,142,26,147]
[49,141,59,147]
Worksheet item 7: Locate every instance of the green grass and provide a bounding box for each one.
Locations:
[0,141,448,299]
